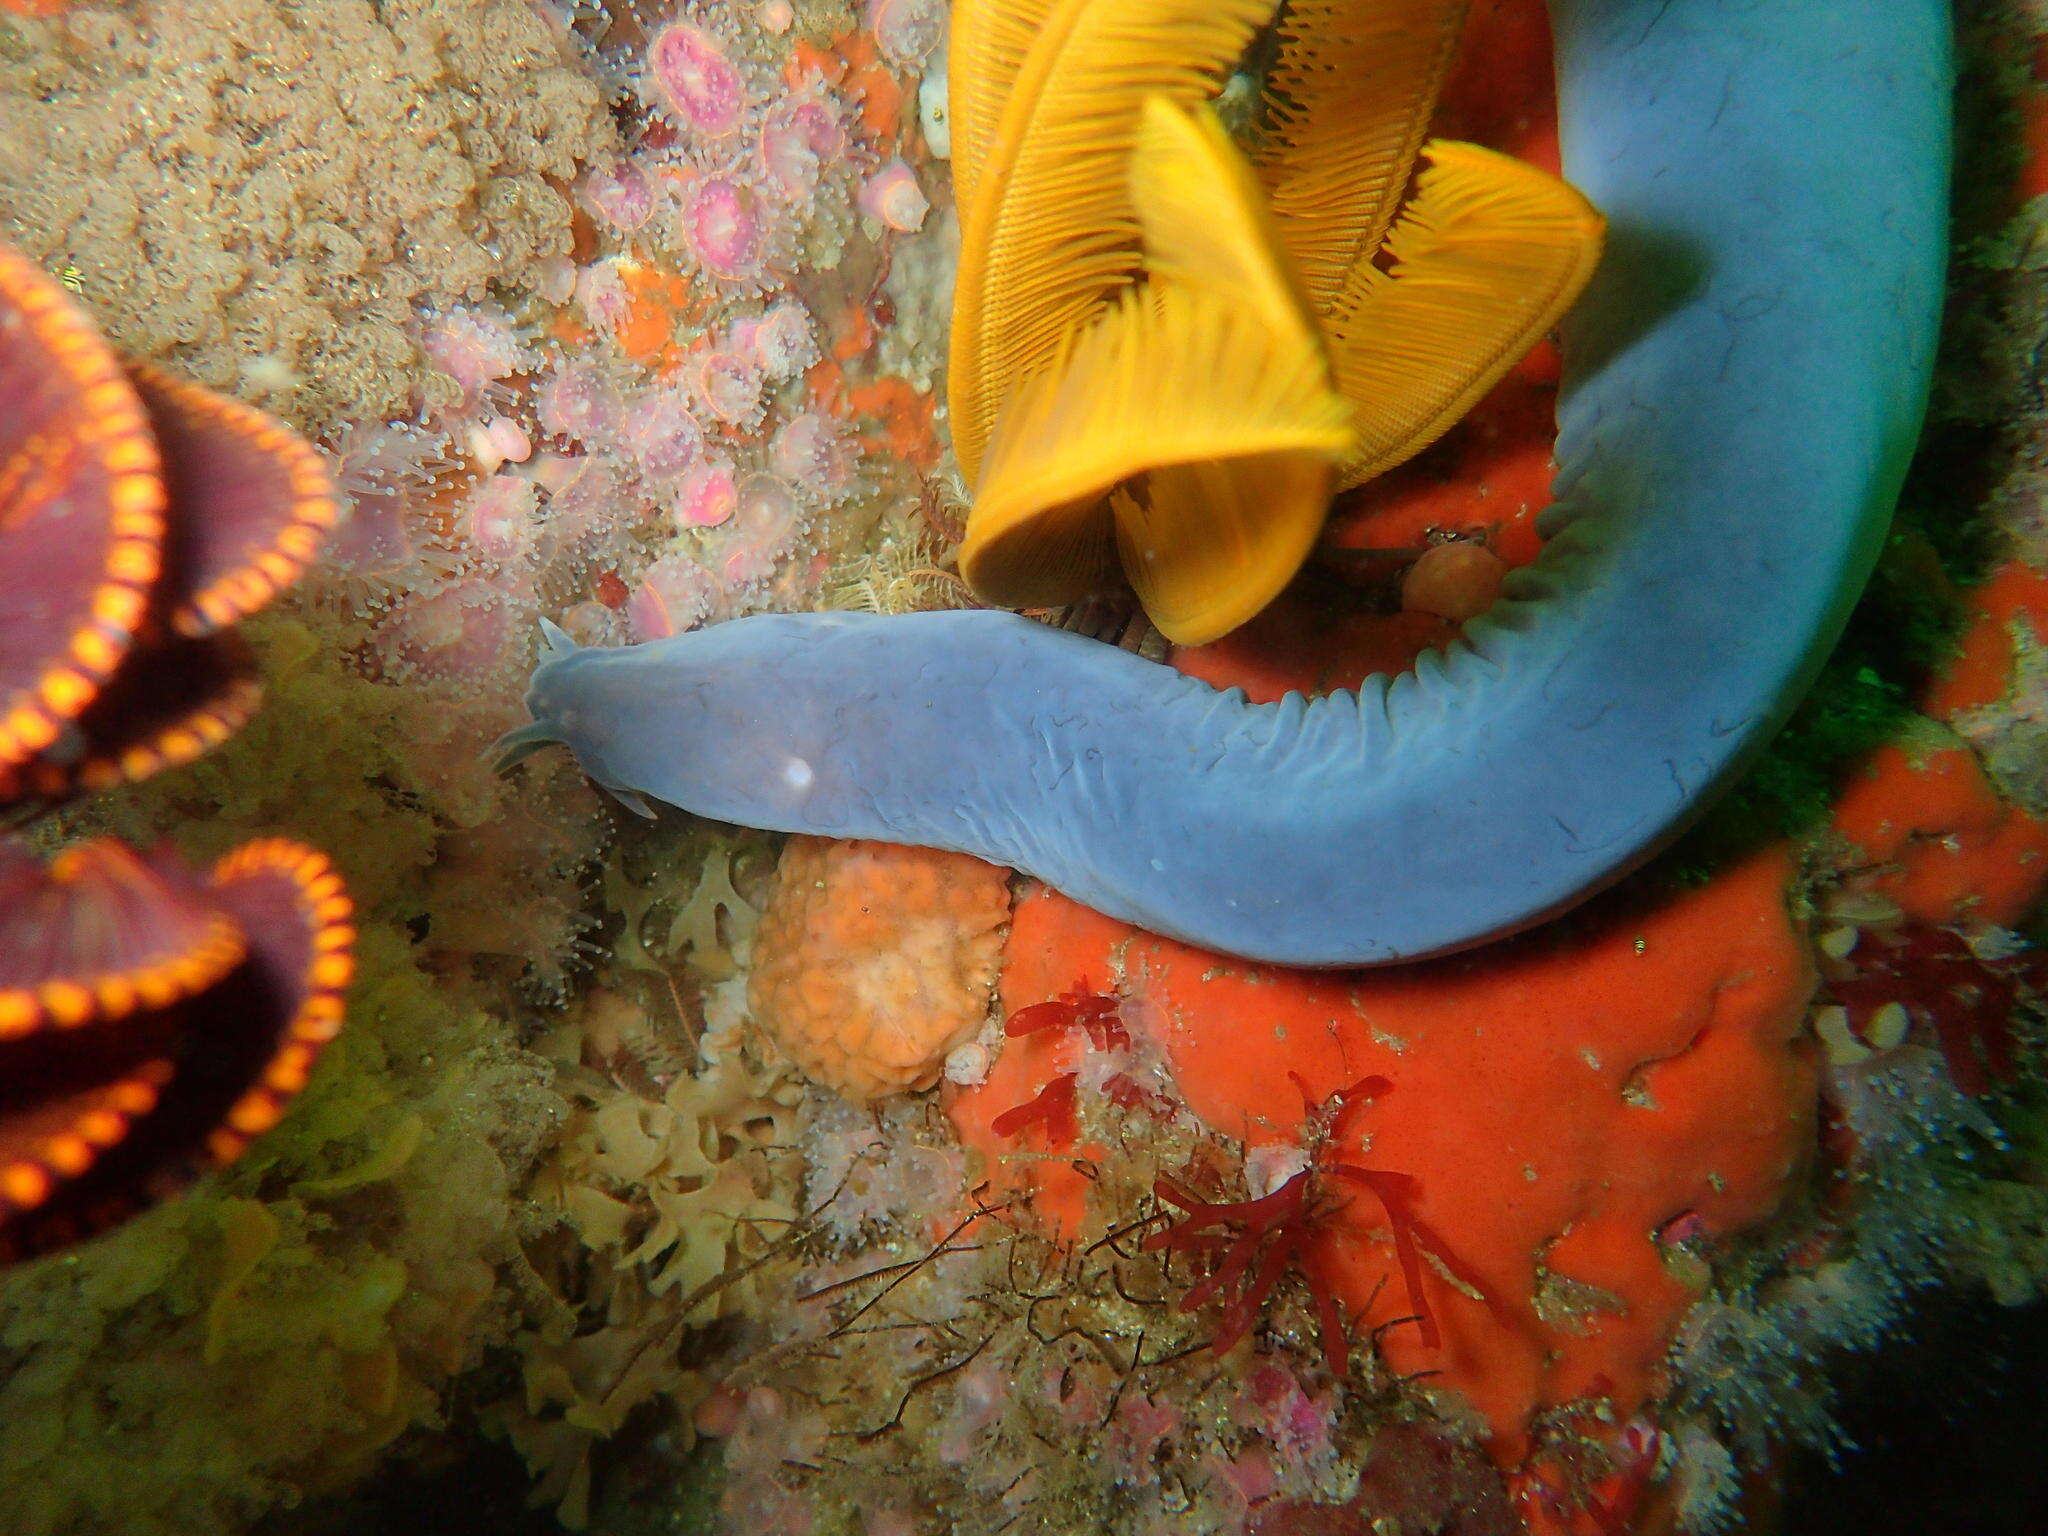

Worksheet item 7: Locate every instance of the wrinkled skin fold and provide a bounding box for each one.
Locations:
[509,0,1952,966]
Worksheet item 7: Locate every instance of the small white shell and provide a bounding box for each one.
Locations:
[943,1040,991,1086]
[860,160,930,232]
[918,61,951,159]
[1812,1004,1871,1065]
[1242,1143,1312,1199]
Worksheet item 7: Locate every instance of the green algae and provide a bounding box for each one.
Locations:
[0,602,602,1533]
[0,927,565,1536]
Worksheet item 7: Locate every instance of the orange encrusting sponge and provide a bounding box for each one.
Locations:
[959,848,1817,1464]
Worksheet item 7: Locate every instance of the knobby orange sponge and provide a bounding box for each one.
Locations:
[957,848,1818,1465]
[1920,561,2048,720]
[1831,740,2048,927]
[748,836,1012,1101]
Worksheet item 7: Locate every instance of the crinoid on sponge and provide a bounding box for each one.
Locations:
[0,242,353,1262]
[949,0,1602,644]
[747,835,1012,1101]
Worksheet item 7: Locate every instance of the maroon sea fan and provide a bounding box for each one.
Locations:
[0,241,357,1263]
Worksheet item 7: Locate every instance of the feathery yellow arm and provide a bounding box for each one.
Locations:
[1325,138,1604,490]
[961,280,1352,617]
[947,0,1274,486]
[1253,0,1471,315]
[1113,450,1341,644]
[962,99,1353,643]
[949,0,1060,224]
[1130,93,1317,336]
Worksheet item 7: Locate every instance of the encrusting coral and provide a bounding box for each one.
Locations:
[748,835,1013,1101]
[0,0,614,435]
[948,845,1818,1532]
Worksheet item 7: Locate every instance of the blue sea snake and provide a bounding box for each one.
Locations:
[505,0,1952,967]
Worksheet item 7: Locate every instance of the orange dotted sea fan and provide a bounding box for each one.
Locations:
[0,245,165,772]
[0,840,355,1260]
[0,241,353,1262]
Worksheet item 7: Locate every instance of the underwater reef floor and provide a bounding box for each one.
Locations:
[3,1,2048,1534]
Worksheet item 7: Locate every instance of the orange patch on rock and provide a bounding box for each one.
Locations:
[614,262,702,369]
[791,33,904,149]
[959,851,1816,1464]
[1922,560,2048,719]
[946,966,1106,1238]
[1174,601,1455,704]
[845,375,942,471]
[1328,344,1561,566]
[2012,37,2048,210]
[1831,742,2048,927]
[1436,0,1565,175]
[804,307,942,471]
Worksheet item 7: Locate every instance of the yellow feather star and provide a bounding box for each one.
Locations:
[950,0,1605,644]
[946,0,1274,486]
[948,0,1060,225]
[963,97,1353,644]
[1325,139,1605,490]
[1252,0,1472,313]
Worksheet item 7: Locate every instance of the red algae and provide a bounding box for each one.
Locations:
[970,849,1818,1464]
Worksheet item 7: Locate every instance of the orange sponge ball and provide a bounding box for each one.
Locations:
[748,836,1012,1101]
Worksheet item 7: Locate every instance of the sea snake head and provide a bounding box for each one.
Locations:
[499,613,885,828]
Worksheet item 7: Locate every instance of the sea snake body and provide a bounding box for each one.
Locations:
[507,0,1953,967]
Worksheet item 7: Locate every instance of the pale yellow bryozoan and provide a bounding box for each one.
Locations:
[1325,138,1605,490]
[1252,0,1472,314]
[962,98,1353,644]
[946,0,1274,486]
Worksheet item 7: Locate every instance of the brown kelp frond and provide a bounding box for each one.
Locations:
[1129,95,1315,338]
[949,0,1064,223]
[947,0,1275,485]
[960,280,1352,615]
[1325,138,1604,490]
[1252,0,1471,315]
